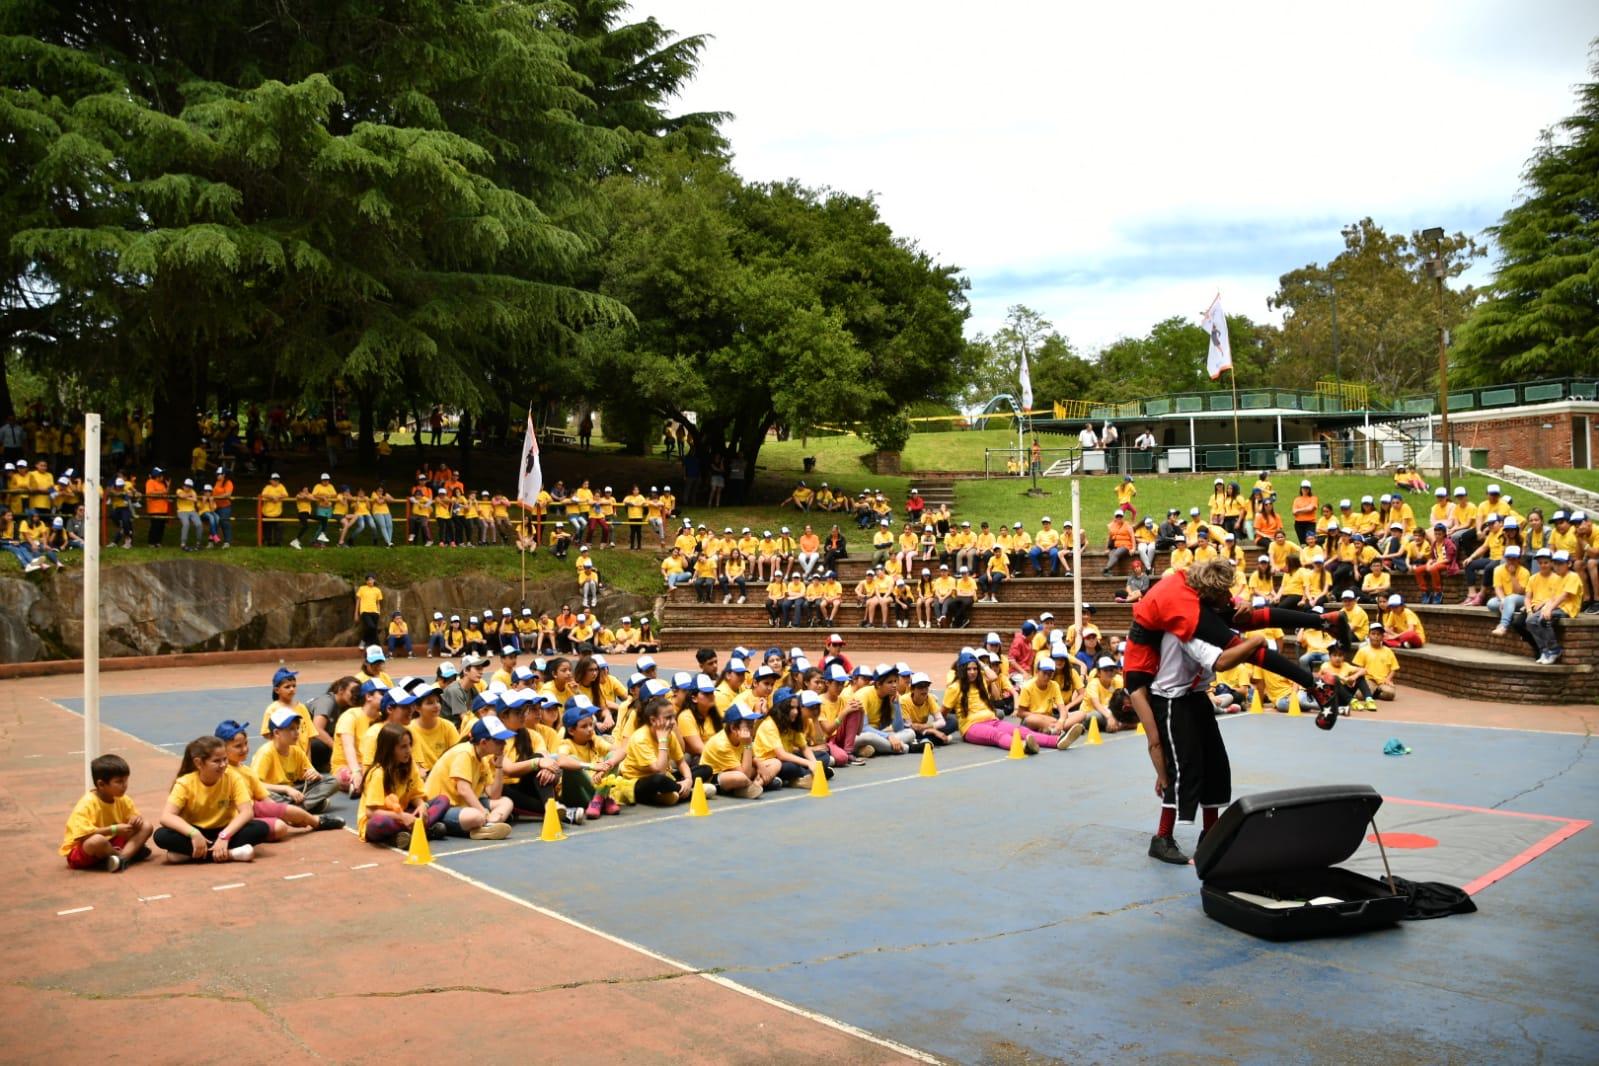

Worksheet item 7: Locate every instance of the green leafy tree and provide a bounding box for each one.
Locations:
[1092,313,1275,401]
[1268,218,1483,398]
[961,304,1099,410]
[1455,48,1599,384]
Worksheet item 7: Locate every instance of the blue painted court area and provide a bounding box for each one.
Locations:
[47,689,1599,1064]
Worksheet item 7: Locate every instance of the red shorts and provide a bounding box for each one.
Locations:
[66,833,128,870]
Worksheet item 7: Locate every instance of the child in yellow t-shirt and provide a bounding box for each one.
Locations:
[361,722,450,845]
[60,753,155,871]
[217,719,340,840]
[156,736,272,863]
[252,706,340,813]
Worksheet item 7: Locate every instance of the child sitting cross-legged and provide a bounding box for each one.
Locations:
[217,719,345,839]
[250,707,343,815]
[156,736,273,863]
[60,753,155,872]
[359,722,449,848]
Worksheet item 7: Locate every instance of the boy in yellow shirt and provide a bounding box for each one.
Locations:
[61,753,155,871]
[1352,626,1399,701]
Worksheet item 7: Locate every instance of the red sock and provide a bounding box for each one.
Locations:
[1157,807,1176,838]
[1202,806,1219,831]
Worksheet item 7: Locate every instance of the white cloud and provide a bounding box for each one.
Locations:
[659,0,1596,346]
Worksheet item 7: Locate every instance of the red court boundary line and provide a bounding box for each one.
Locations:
[1385,796,1592,896]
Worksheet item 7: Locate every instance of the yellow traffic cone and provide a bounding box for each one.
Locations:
[403,822,434,866]
[919,743,938,778]
[809,765,831,797]
[540,797,566,842]
[1007,726,1028,759]
[1135,720,1146,736]
[1249,686,1264,714]
[687,777,711,817]
[1086,715,1102,745]
[1287,693,1303,717]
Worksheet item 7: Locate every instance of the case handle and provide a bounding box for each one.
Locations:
[1368,815,1397,895]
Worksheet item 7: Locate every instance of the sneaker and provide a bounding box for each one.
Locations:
[602,795,621,816]
[1023,734,1040,755]
[316,814,346,831]
[316,532,329,543]
[766,777,785,791]
[702,782,718,798]
[1315,703,1339,731]
[1490,626,1507,637]
[104,854,125,873]
[228,844,255,862]
[1310,679,1336,711]
[1058,722,1085,750]
[289,539,301,550]
[1148,834,1189,865]
[394,831,411,851]
[586,797,605,820]
[737,595,746,604]
[426,821,446,839]
[561,806,586,826]
[723,593,732,604]
[469,821,512,840]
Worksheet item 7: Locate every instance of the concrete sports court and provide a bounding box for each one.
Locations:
[4,655,1594,1064]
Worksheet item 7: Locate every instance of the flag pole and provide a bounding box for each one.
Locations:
[1230,367,1242,474]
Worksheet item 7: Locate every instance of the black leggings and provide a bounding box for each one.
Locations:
[1190,604,1328,690]
[153,820,272,856]
[633,772,684,806]
[628,520,643,549]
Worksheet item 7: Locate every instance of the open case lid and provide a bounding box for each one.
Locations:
[1193,784,1383,882]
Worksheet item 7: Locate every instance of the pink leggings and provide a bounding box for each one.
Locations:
[253,798,290,820]
[365,796,450,843]
[828,709,864,763]
[963,718,1062,749]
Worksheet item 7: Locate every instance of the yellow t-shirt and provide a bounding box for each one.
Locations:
[259,700,314,753]
[359,763,426,839]
[698,730,748,774]
[1339,605,1370,642]
[754,717,807,761]
[943,683,995,732]
[1085,674,1124,712]
[168,771,252,830]
[1015,679,1062,718]
[228,763,270,803]
[1353,644,1399,686]
[424,744,491,805]
[250,742,311,787]
[60,791,139,855]
[620,725,685,779]
[259,482,289,518]
[355,585,384,614]
[331,707,377,773]
[407,717,461,773]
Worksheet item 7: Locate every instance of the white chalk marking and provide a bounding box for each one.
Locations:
[56,906,93,916]
[351,862,378,870]
[211,882,246,891]
[283,872,315,881]
[139,894,172,903]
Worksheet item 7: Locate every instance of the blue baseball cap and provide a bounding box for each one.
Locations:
[799,690,823,709]
[271,667,298,687]
[635,655,657,671]
[471,715,516,742]
[642,679,671,699]
[470,691,503,712]
[213,719,250,740]
[267,706,302,730]
[724,704,766,725]
[437,661,458,679]
[359,679,388,698]
[563,696,598,729]
[673,671,696,691]
[726,658,748,674]
[694,673,717,694]
[771,686,795,707]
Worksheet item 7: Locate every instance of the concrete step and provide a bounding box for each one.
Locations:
[1392,645,1596,702]
[658,601,1132,632]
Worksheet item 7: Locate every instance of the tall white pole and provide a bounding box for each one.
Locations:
[83,413,101,790]
[1071,478,1082,641]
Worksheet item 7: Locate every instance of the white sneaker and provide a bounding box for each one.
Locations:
[737,595,746,604]
[316,532,329,543]
[702,782,718,798]
[1490,626,1507,637]
[289,539,301,550]
[723,594,732,604]
[228,844,255,862]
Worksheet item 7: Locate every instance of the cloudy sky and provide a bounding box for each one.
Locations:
[664,1,1596,349]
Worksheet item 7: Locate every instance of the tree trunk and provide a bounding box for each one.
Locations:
[356,384,376,468]
[733,413,773,503]
[456,409,473,479]
[0,351,13,421]
[151,353,206,473]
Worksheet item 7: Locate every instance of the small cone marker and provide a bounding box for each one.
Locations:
[540,797,566,842]
[919,743,938,777]
[687,777,712,817]
[809,765,831,797]
[404,823,434,866]
[1249,686,1265,714]
[1007,726,1028,759]
[1086,715,1102,745]
[1287,694,1303,717]
[1135,720,1146,736]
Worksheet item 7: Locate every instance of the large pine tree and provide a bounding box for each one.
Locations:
[1455,48,1599,384]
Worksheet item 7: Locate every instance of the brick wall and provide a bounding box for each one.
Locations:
[1454,413,1594,470]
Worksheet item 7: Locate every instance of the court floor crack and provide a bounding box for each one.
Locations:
[1492,713,1594,810]
[739,891,1191,974]
[339,969,712,999]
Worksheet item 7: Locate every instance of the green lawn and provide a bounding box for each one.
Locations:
[1533,468,1599,495]
[760,428,1076,476]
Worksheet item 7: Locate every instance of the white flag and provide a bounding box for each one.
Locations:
[1019,346,1034,411]
[516,410,543,507]
[1202,295,1232,380]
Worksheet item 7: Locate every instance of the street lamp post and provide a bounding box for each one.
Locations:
[1422,226,1451,491]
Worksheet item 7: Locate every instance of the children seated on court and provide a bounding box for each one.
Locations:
[422,714,515,839]
[157,736,272,863]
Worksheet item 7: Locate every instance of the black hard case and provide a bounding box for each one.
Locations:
[1191,784,1408,940]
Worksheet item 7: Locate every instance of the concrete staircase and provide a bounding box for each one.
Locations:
[1496,465,1599,515]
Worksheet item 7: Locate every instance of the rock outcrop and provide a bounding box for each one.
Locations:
[0,562,650,663]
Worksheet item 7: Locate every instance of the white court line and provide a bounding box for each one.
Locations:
[66,749,83,755]
[139,894,171,903]
[424,859,939,1063]
[283,873,315,881]
[25,754,42,759]
[351,862,378,870]
[435,753,1017,860]
[212,882,246,892]
[56,906,93,916]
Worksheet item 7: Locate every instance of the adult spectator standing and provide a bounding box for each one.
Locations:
[0,416,23,462]
[211,466,235,548]
[1078,422,1099,473]
[143,466,170,547]
[1291,479,1319,544]
[429,405,444,446]
[1134,427,1156,453]
[1100,421,1120,473]
[354,574,384,648]
[578,411,594,451]
[25,458,54,518]
[1029,437,1043,478]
